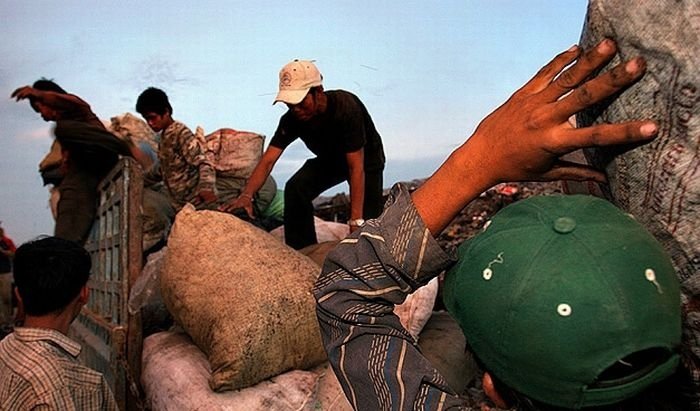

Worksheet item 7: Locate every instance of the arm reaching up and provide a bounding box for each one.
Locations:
[315,39,659,411]
[413,38,656,235]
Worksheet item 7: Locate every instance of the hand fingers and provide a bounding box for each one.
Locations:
[518,45,581,95]
[554,56,647,120]
[244,205,255,219]
[11,87,28,99]
[555,120,658,154]
[538,38,617,103]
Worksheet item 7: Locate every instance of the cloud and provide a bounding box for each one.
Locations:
[17,125,53,142]
[126,55,200,91]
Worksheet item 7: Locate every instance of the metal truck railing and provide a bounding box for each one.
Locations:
[69,157,144,410]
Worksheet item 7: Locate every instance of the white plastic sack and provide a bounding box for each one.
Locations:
[196,127,265,178]
[394,277,439,340]
[270,217,349,244]
[141,330,319,411]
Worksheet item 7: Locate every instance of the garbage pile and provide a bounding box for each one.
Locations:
[313,179,564,249]
[436,181,564,249]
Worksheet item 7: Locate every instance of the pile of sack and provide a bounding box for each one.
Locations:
[133,206,441,410]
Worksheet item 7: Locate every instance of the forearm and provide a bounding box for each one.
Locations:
[197,163,216,191]
[172,125,215,191]
[36,90,88,112]
[412,137,494,236]
[125,142,154,171]
[241,159,274,198]
[314,184,465,410]
[347,167,365,220]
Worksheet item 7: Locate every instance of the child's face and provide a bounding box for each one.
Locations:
[142,112,170,132]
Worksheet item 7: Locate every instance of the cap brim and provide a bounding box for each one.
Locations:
[273,88,310,105]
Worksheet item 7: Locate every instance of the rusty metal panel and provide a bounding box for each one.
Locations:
[70,157,144,411]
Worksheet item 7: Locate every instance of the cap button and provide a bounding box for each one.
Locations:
[553,217,576,234]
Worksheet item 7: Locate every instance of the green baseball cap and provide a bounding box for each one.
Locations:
[443,195,681,409]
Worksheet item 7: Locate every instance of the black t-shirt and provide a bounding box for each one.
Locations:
[269,90,385,171]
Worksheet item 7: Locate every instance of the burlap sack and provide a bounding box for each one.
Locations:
[299,241,339,268]
[161,205,327,392]
[577,0,699,371]
[108,112,159,154]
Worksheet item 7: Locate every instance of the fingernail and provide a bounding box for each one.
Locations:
[567,44,578,52]
[625,59,640,73]
[641,122,658,136]
[597,38,613,53]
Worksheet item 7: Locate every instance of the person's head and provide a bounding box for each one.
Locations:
[443,195,683,410]
[136,87,173,132]
[13,236,91,317]
[273,60,325,121]
[30,78,67,121]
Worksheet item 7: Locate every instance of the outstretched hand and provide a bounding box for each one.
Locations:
[413,39,659,235]
[468,38,656,185]
[11,86,34,101]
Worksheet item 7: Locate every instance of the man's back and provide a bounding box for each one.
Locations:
[0,327,117,411]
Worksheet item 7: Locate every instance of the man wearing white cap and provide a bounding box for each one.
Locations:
[220,60,385,250]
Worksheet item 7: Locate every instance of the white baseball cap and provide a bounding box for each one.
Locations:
[273,59,323,105]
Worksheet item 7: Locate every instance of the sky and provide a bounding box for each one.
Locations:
[1,0,589,244]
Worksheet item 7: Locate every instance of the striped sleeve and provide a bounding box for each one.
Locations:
[314,183,470,411]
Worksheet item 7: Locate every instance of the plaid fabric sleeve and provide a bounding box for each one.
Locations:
[175,122,216,192]
[314,183,471,411]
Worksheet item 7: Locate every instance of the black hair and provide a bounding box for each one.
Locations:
[29,78,67,110]
[136,87,172,116]
[13,236,91,316]
[32,78,67,94]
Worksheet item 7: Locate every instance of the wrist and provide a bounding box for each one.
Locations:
[348,218,365,227]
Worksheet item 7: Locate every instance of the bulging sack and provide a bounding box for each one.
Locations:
[161,205,327,392]
[198,128,265,178]
[578,0,700,377]
[578,0,699,285]
[108,112,159,154]
[141,330,320,411]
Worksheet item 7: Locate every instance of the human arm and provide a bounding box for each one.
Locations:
[218,146,284,217]
[123,140,155,172]
[314,39,658,411]
[11,87,88,112]
[168,123,217,206]
[345,148,365,233]
[413,39,655,234]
